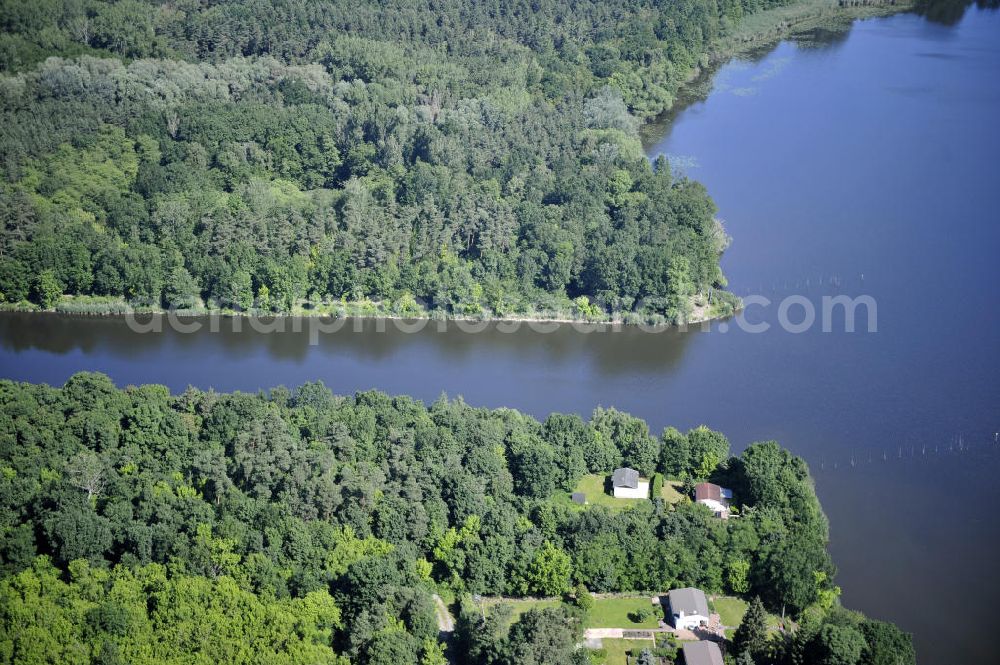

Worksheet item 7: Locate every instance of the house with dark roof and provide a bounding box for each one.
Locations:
[681,640,724,665]
[611,467,648,499]
[694,482,733,517]
[667,587,711,630]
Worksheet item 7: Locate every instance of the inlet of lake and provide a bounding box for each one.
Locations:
[2,6,999,662]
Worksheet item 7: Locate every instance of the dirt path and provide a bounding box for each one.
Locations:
[433,594,455,633]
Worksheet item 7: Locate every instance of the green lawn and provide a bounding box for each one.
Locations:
[584,596,663,629]
[711,596,783,631]
[590,638,656,665]
[553,474,648,510]
[660,480,685,504]
[712,596,748,627]
[590,639,653,665]
[553,475,686,510]
[475,594,663,632]
[478,597,560,627]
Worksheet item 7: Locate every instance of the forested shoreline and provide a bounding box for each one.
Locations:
[0,374,913,664]
[0,0,815,325]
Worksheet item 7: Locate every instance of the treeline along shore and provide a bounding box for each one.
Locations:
[0,373,914,663]
[0,0,919,328]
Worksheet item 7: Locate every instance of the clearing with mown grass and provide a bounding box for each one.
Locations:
[553,474,688,510]
[584,596,663,629]
[711,596,784,633]
[477,597,561,627]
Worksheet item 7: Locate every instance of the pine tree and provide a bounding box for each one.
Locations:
[734,596,769,661]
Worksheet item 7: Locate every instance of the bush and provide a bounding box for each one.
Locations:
[681,474,697,498]
[628,608,653,623]
[31,270,63,309]
[650,473,663,499]
[710,290,743,318]
[654,646,678,659]
[573,583,594,612]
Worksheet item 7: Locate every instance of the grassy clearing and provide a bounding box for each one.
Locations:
[712,596,748,627]
[551,474,691,511]
[552,474,649,511]
[590,639,640,665]
[584,596,663,629]
[478,597,561,628]
[711,596,783,630]
[660,480,686,504]
[475,594,664,632]
[590,639,653,665]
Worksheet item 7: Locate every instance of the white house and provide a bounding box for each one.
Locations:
[695,482,733,517]
[667,587,711,630]
[611,467,649,499]
[681,640,724,665]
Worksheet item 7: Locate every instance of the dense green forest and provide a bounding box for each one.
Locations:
[0,374,912,664]
[0,0,809,322]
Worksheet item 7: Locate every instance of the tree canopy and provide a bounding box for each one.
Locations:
[0,0,773,321]
[0,372,876,663]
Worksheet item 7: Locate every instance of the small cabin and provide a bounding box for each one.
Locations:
[611,467,649,499]
[694,482,733,517]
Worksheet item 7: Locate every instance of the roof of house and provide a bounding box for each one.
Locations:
[681,641,724,665]
[612,467,639,488]
[571,492,586,504]
[695,482,728,502]
[668,587,710,618]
